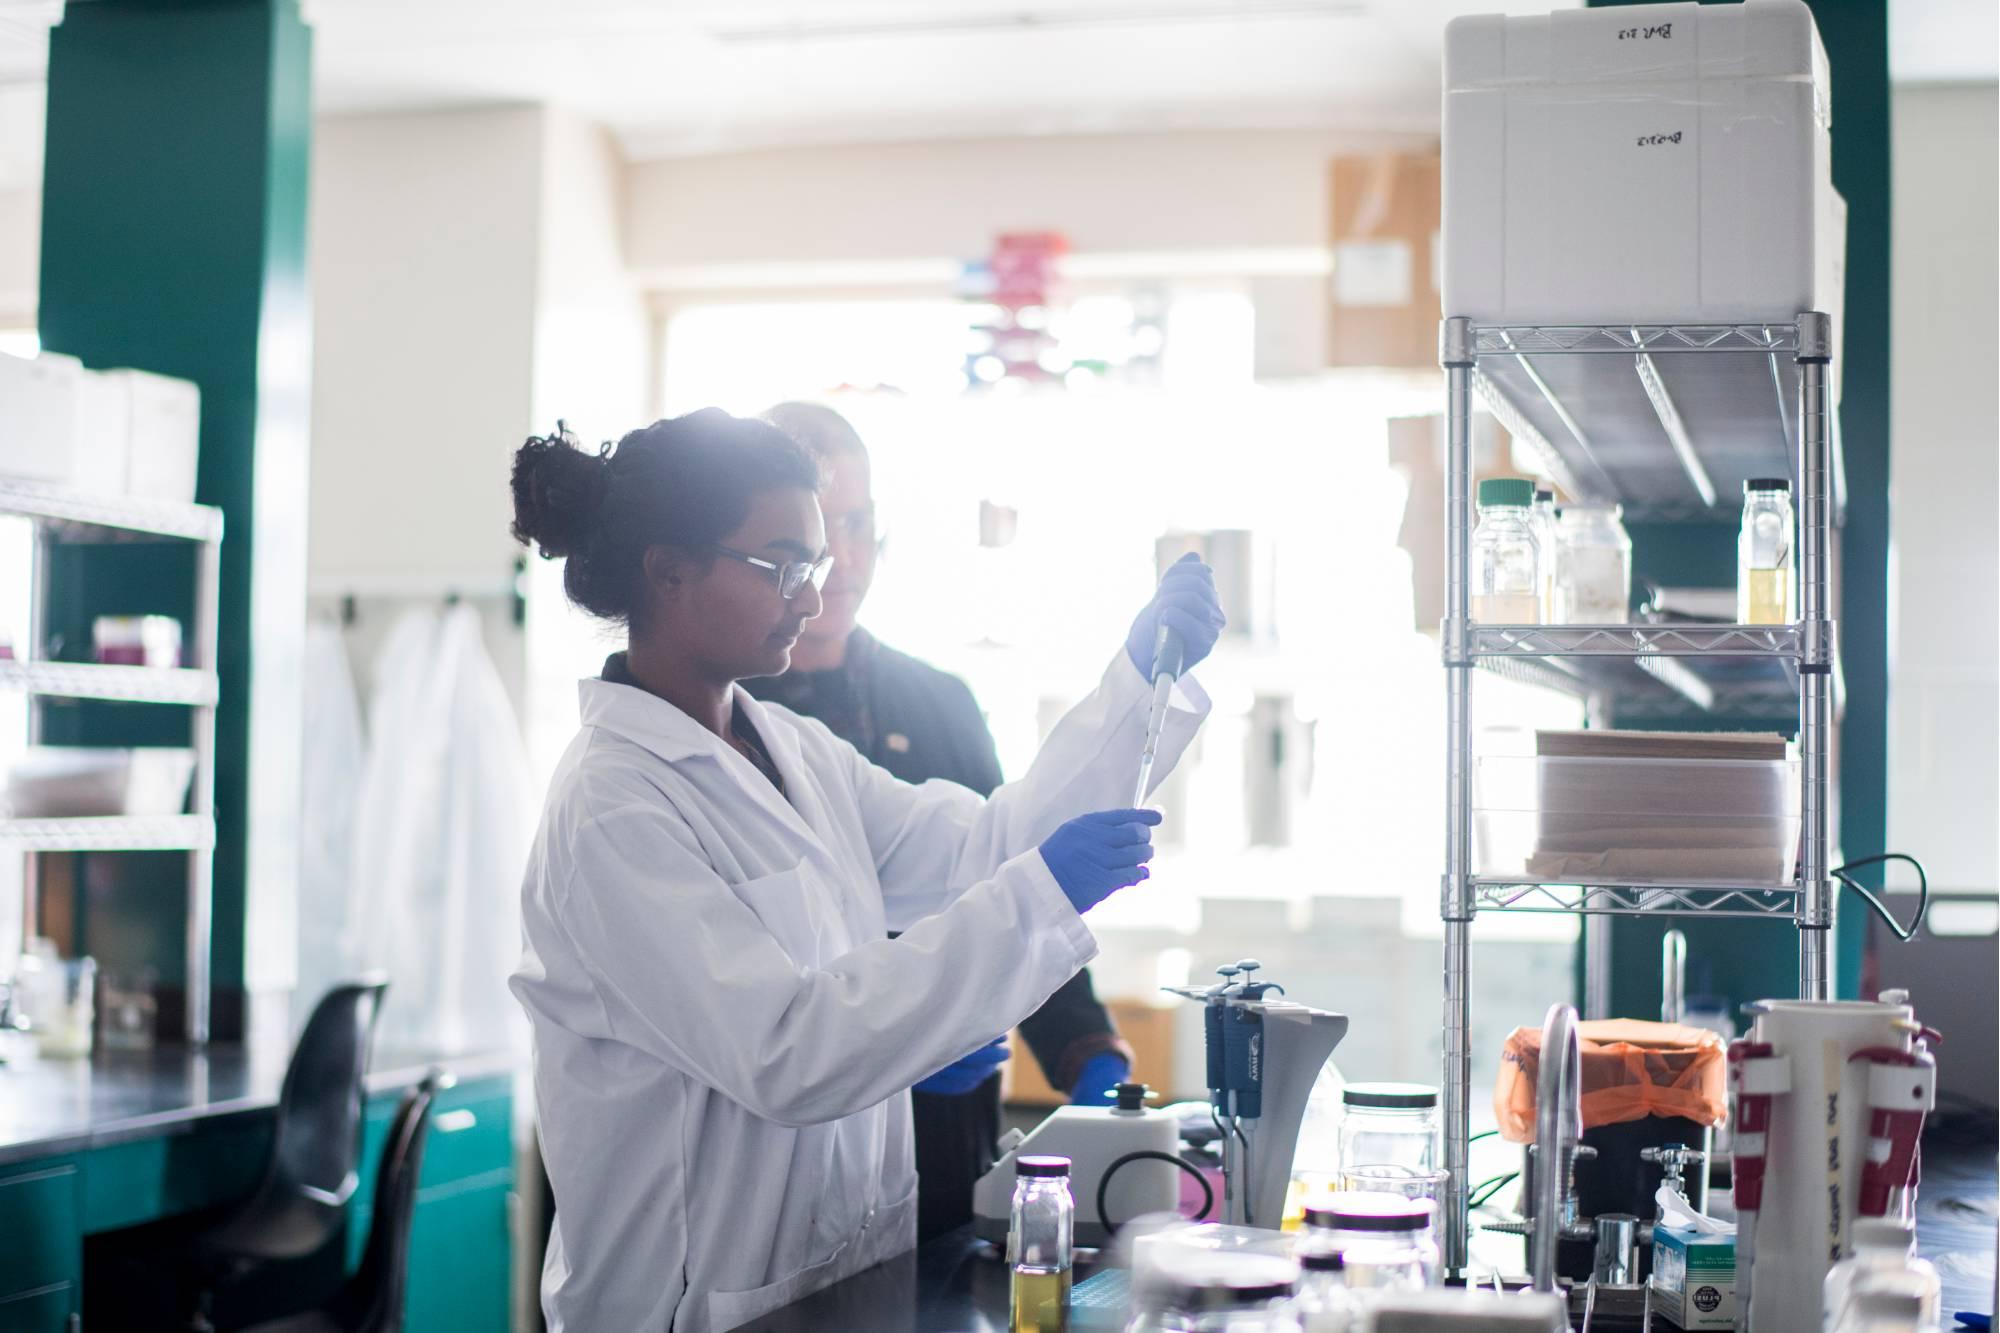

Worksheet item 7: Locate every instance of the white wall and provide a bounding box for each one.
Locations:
[308,105,545,590]
[1887,83,1999,893]
[627,128,1434,380]
[532,107,650,444]
[626,129,1423,271]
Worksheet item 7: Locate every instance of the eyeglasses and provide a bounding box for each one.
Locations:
[712,545,835,600]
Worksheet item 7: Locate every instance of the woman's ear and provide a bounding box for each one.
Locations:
[642,545,685,598]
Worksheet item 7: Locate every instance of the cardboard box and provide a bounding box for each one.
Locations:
[1652,1224,1736,1329]
[1003,999,1178,1109]
[1328,150,1441,370]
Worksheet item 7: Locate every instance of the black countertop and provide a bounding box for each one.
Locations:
[733,1227,1071,1333]
[743,1141,1998,1331]
[0,1039,518,1167]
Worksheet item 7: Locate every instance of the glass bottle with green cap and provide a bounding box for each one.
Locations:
[1471,478,1541,624]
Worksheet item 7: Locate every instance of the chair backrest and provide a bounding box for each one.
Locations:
[339,1070,442,1333]
[272,978,390,1209]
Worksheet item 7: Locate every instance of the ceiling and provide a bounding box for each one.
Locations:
[304,0,1558,157]
[0,0,1992,173]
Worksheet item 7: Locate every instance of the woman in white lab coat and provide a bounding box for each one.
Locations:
[508,410,1222,1332]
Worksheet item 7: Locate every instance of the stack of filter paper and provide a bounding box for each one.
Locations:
[1523,730,1798,884]
[1474,729,1802,885]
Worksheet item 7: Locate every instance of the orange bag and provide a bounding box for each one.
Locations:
[1492,1019,1727,1144]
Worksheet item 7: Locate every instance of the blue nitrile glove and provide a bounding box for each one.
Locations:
[913,1036,1009,1096]
[1069,1051,1132,1107]
[1125,552,1227,678]
[1040,808,1163,915]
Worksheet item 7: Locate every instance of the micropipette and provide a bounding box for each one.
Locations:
[1132,624,1184,807]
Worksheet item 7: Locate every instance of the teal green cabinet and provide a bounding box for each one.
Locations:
[349,1076,516,1331]
[0,1284,77,1333]
[0,1165,78,1297]
[0,1162,79,1331]
[0,1069,512,1330]
[405,1172,513,1332]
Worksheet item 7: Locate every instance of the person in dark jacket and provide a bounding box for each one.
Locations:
[748,400,1133,1241]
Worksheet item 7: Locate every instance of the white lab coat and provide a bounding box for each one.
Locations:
[354,605,535,1052]
[513,650,1207,1332]
[296,617,366,1032]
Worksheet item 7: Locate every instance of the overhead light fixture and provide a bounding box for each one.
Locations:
[712,2,1364,45]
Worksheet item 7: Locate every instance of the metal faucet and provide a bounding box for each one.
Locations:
[1531,1002,1583,1296]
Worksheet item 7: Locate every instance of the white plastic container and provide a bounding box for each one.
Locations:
[72,370,134,496]
[1443,0,1845,328]
[1473,753,1801,883]
[1739,999,1933,1332]
[1823,1220,1939,1333]
[4,747,197,818]
[0,351,84,484]
[111,368,202,503]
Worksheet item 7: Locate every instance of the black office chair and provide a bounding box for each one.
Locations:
[238,1070,444,1333]
[186,978,390,1329]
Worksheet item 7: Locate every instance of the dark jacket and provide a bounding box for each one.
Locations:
[745,627,1128,1239]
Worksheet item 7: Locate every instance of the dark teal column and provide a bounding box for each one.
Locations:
[1803,0,1891,1001]
[37,0,312,1038]
[1585,0,1891,1009]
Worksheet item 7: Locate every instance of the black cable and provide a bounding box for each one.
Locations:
[1832,852,1930,942]
[1468,1171,1521,1210]
[1096,1150,1216,1236]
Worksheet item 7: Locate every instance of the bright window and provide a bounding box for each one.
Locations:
[524,291,1580,1090]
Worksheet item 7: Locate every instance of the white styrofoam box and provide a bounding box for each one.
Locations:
[0,352,84,484]
[109,369,201,503]
[1443,0,1843,326]
[4,747,196,818]
[71,370,133,497]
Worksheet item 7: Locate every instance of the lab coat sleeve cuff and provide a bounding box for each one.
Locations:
[1101,649,1212,725]
[1015,848,1099,966]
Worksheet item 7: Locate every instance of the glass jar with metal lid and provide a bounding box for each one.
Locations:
[1301,1191,1439,1293]
[1157,1254,1302,1333]
[1337,1082,1438,1173]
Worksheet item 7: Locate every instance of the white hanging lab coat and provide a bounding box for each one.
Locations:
[513,650,1208,1332]
[296,617,366,1030]
[354,605,535,1052]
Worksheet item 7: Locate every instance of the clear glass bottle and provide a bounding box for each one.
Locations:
[1531,487,1559,622]
[1301,1192,1439,1294]
[1292,1250,1353,1333]
[1554,503,1632,624]
[1010,1156,1075,1333]
[1337,1083,1438,1174]
[1470,478,1541,624]
[1739,478,1795,624]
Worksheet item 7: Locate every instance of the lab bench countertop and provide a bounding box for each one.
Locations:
[0,1038,519,1167]
[740,1140,2000,1331]
[733,1226,1058,1333]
